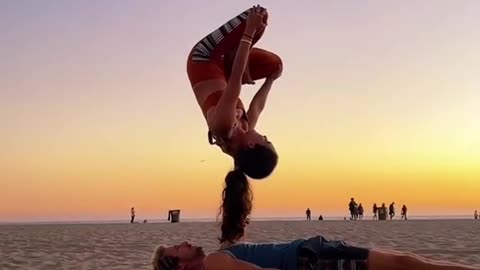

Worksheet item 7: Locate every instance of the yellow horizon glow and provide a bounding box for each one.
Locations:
[2,1,480,221]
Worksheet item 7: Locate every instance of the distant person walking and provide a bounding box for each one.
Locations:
[401,204,408,220]
[474,210,478,220]
[373,203,378,220]
[358,203,364,219]
[349,198,357,220]
[306,208,311,221]
[130,207,136,223]
[389,202,395,220]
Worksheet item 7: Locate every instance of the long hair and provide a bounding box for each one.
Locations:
[218,169,253,244]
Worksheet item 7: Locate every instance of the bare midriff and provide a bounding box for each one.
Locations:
[192,80,245,118]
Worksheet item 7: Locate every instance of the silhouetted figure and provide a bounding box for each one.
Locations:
[475,210,478,220]
[318,215,323,221]
[130,207,135,223]
[389,202,395,220]
[401,205,408,220]
[358,203,364,219]
[306,208,311,220]
[373,203,378,220]
[348,198,358,220]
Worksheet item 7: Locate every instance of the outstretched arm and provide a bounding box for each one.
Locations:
[368,249,479,270]
[246,65,282,129]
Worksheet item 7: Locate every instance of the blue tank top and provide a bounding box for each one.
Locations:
[222,239,305,270]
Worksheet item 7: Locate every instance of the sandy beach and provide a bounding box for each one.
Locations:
[1,219,479,269]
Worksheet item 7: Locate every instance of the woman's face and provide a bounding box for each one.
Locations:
[230,127,271,152]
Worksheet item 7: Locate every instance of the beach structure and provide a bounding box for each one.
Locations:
[168,209,181,223]
[378,206,388,220]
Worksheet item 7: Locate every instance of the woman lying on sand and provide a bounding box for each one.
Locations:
[151,236,479,270]
[186,5,282,179]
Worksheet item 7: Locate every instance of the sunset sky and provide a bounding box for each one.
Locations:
[1,1,479,222]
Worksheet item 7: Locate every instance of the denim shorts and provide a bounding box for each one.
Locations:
[296,236,370,270]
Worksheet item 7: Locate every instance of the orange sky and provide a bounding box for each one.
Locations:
[1,1,479,222]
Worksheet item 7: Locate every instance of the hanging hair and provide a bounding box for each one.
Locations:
[218,169,253,244]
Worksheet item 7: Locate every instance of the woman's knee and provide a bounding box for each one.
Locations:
[272,53,282,69]
[248,48,282,79]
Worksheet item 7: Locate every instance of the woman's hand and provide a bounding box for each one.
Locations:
[245,5,268,34]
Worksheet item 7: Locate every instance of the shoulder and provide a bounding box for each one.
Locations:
[202,251,235,270]
[202,241,245,268]
[203,249,264,270]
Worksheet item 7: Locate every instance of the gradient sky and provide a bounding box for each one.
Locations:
[1,0,479,222]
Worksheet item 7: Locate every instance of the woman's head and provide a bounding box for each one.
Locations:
[210,130,279,179]
[218,169,252,244]
[235,142,277,179]
[227,127,278,179]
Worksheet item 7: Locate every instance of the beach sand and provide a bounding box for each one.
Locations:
[1,219,479,269]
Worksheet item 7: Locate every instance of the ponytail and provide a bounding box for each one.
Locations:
[218,168,253,244]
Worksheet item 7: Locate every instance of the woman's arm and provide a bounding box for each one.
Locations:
[246,65,281,129]
[246,78,273,129]
[210,8,266,137]
[209,33,255,137]
[225,48,255,85]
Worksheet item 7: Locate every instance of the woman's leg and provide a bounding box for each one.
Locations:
[204,8,268,61]
[187,8,268,86]
[247,48,282,81]
[224,47,282,82]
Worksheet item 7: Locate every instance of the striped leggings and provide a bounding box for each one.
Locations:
[186,8,282,87]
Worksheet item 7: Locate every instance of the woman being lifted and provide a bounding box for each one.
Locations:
[186,5,282,180]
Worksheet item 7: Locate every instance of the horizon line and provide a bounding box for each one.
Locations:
[1,214,477,225]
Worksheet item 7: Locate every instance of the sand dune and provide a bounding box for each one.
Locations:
[1,219,479,269]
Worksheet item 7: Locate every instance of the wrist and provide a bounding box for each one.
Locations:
[244,27,256,38]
